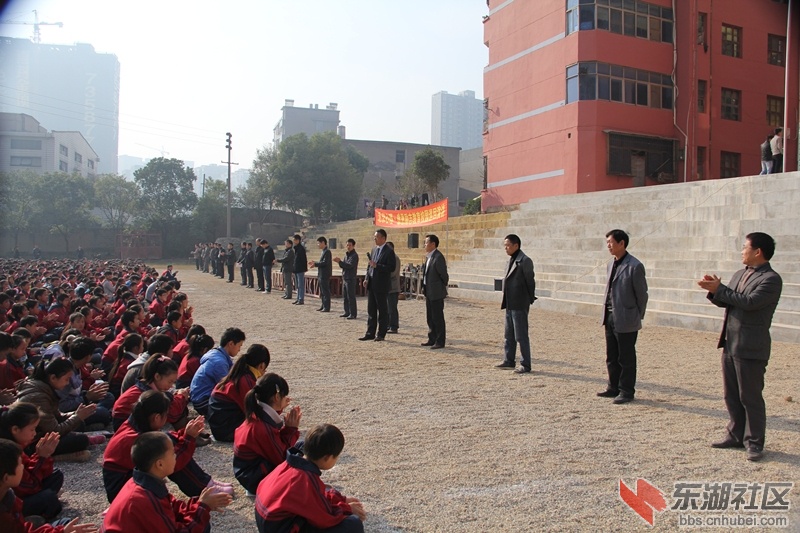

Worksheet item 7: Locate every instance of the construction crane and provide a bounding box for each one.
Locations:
[135,143,170,157]
[0,10,63,44]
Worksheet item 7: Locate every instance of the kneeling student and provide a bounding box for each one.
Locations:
[255,423,366,533]
[101,431,232,533]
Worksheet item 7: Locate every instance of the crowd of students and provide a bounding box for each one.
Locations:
[0,258,365,533]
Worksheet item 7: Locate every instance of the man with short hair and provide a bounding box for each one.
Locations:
[597,229,648,403]
[496,234,537,373]
[359,229,396,342]
[334,239,359,319]
[254,238,266,292]
[276,239,295,300]
[770,127,783,173]
[698,232,782,462]
[262,239,276,293]
[309,237,332,312]
[386,241,401,334]
[292,234,308,305]
[420,235,448,349]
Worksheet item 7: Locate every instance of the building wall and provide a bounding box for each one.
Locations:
[0,39,120,173]
[431,90,484,150]
[273,103,340,144]
[482,0,798,211]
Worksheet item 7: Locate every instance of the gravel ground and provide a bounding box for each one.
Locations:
[55,264,799,532]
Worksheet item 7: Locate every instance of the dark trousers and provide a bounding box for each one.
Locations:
[257,514,364,533]
[425,297,445,346]
[319,277,331,310]
[604,311,638,397]
[343,278,357,318]
[283,271,293,299]
[722,351,767,449]
[771,153,783,173]
[21,469,64,519]
[240,264,247,284]
[246,267,254,287]
[226,263,234,281]
[295,273,305,302]
[366,289,389,338]
[256,265,265,290]
[103,455,211,503]
[264,266,273,292]
[503,308,531,369]
[53,431,89,455]
[388,292,399,331]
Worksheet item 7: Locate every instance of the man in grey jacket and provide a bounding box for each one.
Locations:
[698,232,782,461]
[496,234,536,373]
[386,241,401,334]
[597,229,648,404]
[276,239,295,300]
[334,239,359,319]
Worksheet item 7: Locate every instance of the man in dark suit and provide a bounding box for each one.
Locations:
[276,239,295,300]
[237,242,247,285]
[292,234,308,305]
[262,240,276,293]
[359,229,396,342]
[309,236,332,312]
[698,232,783,462]
[254,238,266,291]
[597,229,648,404]
[495,234,536,373]
[334,239,359,319]
[225,243,237,283]
[244,242,255,288]
[421,234,449,349]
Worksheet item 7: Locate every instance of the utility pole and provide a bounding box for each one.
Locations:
[222,132,238,237]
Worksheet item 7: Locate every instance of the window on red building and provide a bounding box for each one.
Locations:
[721,24,742,58]
[567,61,673,109]
[768,34,786,66]
[607,133,676,178]
[697,147,706,180]
[721,88,741,121]
[698,80,707,113]
[766,96,784,126]
[567,0,672,43]
[720,152,740,178]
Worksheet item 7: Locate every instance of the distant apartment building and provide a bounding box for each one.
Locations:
[0,112,99,178]
[193,164,250,195]
[273,100,341,145]
[482,0,798,210]
[431,90,483,150]
[0,38,120,174]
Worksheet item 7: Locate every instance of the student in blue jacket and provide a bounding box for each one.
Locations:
[189,328,245,416]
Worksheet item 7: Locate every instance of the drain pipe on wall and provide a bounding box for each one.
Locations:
[783,0,794,171]
[672,0,690,182]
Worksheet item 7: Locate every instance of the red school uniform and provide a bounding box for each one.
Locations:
[0,488,65,533]
[112,381,188,429]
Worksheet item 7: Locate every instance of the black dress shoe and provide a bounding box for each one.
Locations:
[346,316,357,320]
[495,361,515,369]
[613,394,634,404]
[596,389,619,398]
[387,329,398,334]
[513,366,531,374]
[281,295,290,299]
[374,336,385,342]
[420,341,435,346]
[746,447,764,462]
[316,307,325,311]
[430,344,445,350]
[358,335,375,341]
[339,314,349,318]
[711,437,745,449]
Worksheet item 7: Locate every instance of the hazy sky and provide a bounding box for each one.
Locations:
[0,0,488,169]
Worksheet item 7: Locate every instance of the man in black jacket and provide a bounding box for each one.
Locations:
[421,234,448,349]
[359,229,396,342]
[276,239,295,299]
[334,239,359,319]
[292,234,308,305]
[244,242,255,288]
[237,242,247,285]
[309,236,332,312]
[254,239,266,291]
[496,234,537,374]
[262,240,276,293]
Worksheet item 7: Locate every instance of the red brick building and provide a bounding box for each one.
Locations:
[482,0,798,210]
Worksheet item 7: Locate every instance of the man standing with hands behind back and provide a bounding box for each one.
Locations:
[698,232,782,462]
[420,234,448,349]
[597,229,648,404]
[359,229,396,342]
[495,234,536,373]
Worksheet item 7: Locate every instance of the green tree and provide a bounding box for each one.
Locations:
[93,174,141,233]
[0,170,42,249]
[34,172,96,252]
[270,132,364,223]
[192,178,227,241]
[410,147,451,198]
[133,158,198,251]
[240,145,278,212]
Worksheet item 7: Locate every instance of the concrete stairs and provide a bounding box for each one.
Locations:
[445,172,800,343]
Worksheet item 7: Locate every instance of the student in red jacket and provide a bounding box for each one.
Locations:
[171,325,204,364]
[175,334,213,390]
[108,334,143,400]
[0,334,28,389]
[103,390,232,503]
[100,310,139,373]
[111,356,189,431]
[0,438,97,533]
[155,311,182,346]
[233,373,300,495]
[0,403,64,519]
[255,424,365,533]
[207,343,270,442]
[101,431,231,533]
[148,290,169,328]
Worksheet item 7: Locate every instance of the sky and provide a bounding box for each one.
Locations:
[0,0,488,169]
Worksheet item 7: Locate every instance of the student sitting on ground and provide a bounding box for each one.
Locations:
[171,325,205,365]
[175,334,213,390]
[0,402,64,520]
[107,334,142,400]
[101,431,231,533]
[255,423,366,533]
[190,328,245,416]
[120,335,174,394]
[208,344,270,442]
[57,336,113,431]
[103,390,232,503]
[233,373,300,495]
[0,438,98,533]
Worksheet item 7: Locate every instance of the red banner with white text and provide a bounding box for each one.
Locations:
[374,198,448,228]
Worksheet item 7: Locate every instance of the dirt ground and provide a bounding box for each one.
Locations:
[57,263,799,532]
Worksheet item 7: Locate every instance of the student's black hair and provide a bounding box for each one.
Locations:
[220,327,246,348]
[130,390,170,431]
[216,344,270,390]
[184,324,206,341]
[303,423,345,461]
[317,236,327,245]
[0,438,22,477]
[166,310,182,325]
[146,334,174,356]
[11,329,31,342]
[605,229,629,248]
[141,354,178,383]
[120,309,138,328]
[188,334,214,360]
[19,316,37,328]
[67,336,95,362]
[244,373,288,418]
[10,303,25,320]
[59,328,82,342]
[131,431,172,472]
[172,292,187,303]
[746,232,776,260]
[347,238,356,246]
[0,332,12,352]
[0,402,40,440]
[166,301,181,314]
[32,357,73,383]
[109,333,145,382]
[32,288,47,300]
